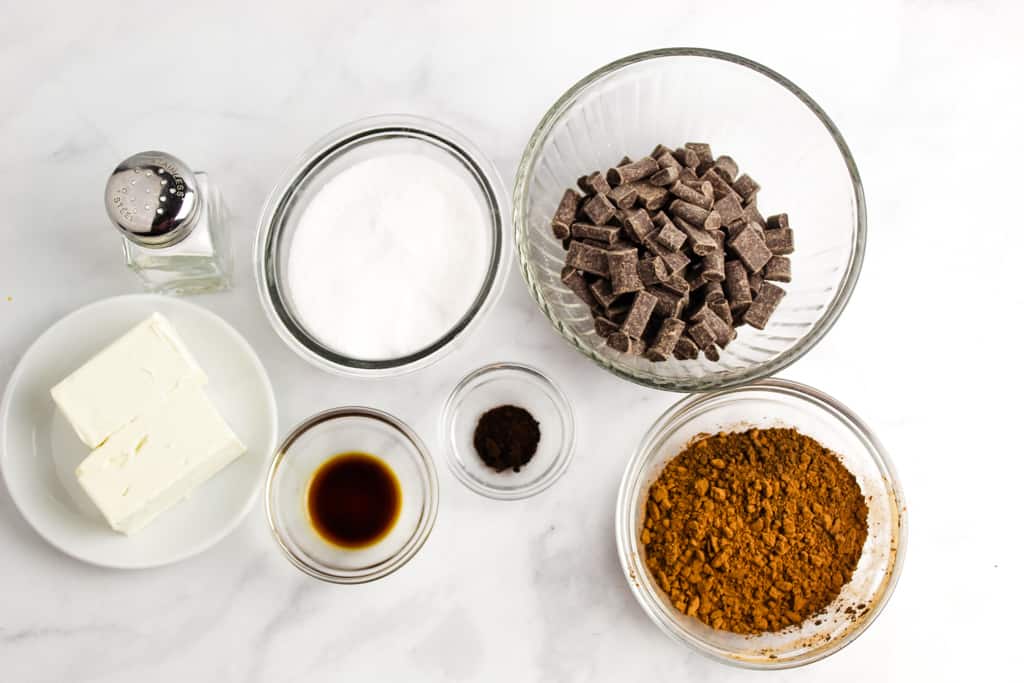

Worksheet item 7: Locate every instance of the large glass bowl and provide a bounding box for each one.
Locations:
[615,379,906,668]
[514,49,865,391]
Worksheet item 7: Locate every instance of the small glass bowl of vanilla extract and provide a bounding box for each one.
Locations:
[266,407,439,583]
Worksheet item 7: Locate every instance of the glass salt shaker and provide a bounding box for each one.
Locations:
[105,151,232,295]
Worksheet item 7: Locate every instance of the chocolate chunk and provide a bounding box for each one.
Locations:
[714,194,745,226]
[743,282,787,329]
[650,210,671,230]
[724,260,753,308]
[763,255,792,282]
[649,166,680,187]
[672,217,719,256]
[607,183,639,209]
[608,249,645,295]
[672,335,700,360]
[607,331,640,354]
[633,182,669,210]
[766,213,789,230]
[571,222,620,244]
[684,143,714,168]
[710,298,733,327]
[668,199,710,227]
[561,237,572,251]
[712,156,739,183]
[727,224,773,273]
[709,228,726,249]
[673,147,701,170]
[617,155,633,166]
[764,227,795,255]
[620,291,658,339]
[594,316,619,338]
[661,271,691,296]
[582,193,616,225]
[566,240,609,277]
[647,318,686,362]
[683,179,715,204]
[744,199,766,227]
[678,167,699,183]
[732,174,760,202]
[748,272,764,297]
[560,267,597,307]
[650,143,672,159]
[725,221,747,240]
[577,171,612,196]
[704,211,723,232]
[589,278,620,309]
[605,301,630,323]
[608,156,660,186]
[703,345,720,361]
[704,280,725,302]
[622,208,655,243]
[687,319,716,349]
[647,239,691,273]
[691,305,735,347]
[701,168,740,201]
[701,249,726,282]
[656,152,682,172]
[638,257,670,286]
[668,181,713,209]
[551,189,580,240]
[649,286,687,318]
[687,270,709,293]
[655,222,686,251]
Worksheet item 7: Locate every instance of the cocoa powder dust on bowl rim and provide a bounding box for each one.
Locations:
[472,405,541,473]
[641,427,868,635]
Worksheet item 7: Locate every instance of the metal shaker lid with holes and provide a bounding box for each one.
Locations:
[104,151,201,248]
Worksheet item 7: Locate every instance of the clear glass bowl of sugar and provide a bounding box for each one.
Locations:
[256,115,509,376]
[514,48,866,392]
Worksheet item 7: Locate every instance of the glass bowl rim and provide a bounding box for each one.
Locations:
[440,362,576,501]
[265,405,440,584]
[512,47,867,393]
[614,377,908,669]
[255,113,510,377]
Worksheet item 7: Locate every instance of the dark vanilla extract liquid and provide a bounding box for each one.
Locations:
[306,452,401,549]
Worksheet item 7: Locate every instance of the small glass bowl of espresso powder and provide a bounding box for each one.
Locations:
[266,407,439,583]
[442,363,575,500]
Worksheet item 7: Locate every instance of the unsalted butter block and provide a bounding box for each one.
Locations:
[51,313,207,449]
[75,382,246,535]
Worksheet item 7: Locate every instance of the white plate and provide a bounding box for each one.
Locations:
[1,295,278,569]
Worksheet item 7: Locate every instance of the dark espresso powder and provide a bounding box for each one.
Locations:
[472,405,541,473]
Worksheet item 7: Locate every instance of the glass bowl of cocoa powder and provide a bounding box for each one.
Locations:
[615,379,906,669]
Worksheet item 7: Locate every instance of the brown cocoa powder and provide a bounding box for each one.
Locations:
[641,428,868,634]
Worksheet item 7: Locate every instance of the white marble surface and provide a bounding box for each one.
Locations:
[1,1,1020,680]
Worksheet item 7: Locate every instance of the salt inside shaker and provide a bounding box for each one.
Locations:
[105,151,232,295]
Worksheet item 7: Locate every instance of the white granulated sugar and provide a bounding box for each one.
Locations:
[287,152,490,360]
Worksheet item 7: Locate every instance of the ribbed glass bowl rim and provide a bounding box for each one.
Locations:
[440,362,576,500]
[512,48,867,392]
[255,113,509,377]
[614,378,907,669]
[265,406,440,584]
